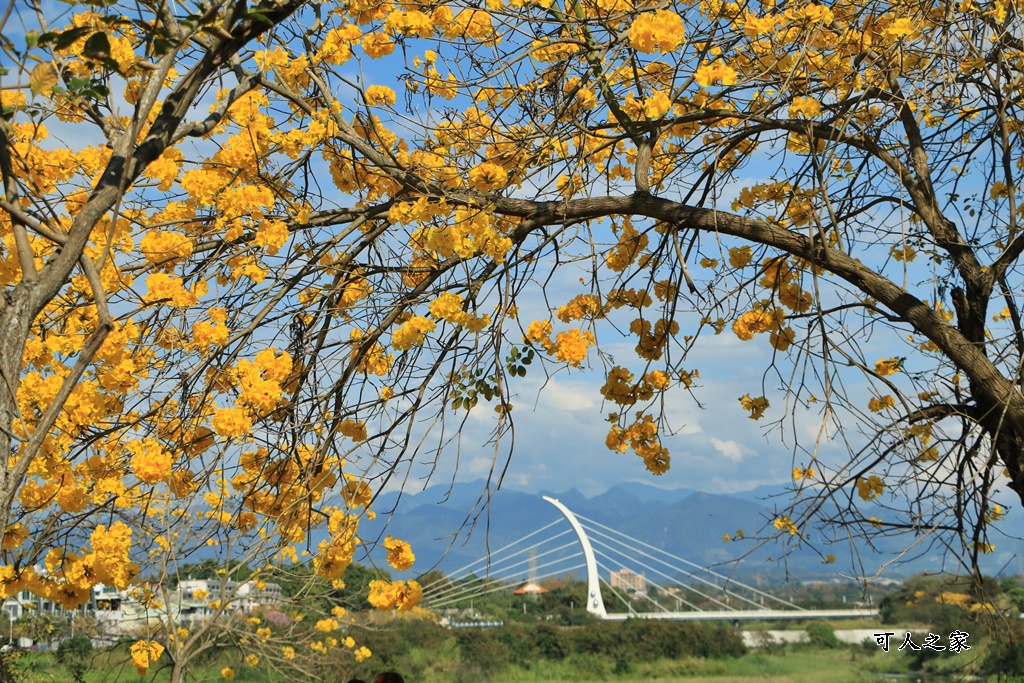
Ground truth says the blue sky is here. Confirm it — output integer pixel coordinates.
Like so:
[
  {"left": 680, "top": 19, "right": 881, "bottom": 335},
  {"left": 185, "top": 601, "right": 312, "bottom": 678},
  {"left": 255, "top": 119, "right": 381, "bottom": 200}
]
[{"left": 394, "top": 297, "right": 833, "bottom": 498}]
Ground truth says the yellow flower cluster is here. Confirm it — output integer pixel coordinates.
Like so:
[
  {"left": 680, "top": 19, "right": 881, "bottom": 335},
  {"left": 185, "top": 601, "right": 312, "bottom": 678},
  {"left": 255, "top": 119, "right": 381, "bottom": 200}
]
[
  {"left": 319, "top": 23, "right": 364, "bottom": 63},
  {"left": 392, "top": 316, "right": 436, "bottom": 351},
  {"left": 867, "top": 395, "right": 896, "bottom": 412},
  {"left": 694, "top": 61, "right": 738, "bottom": 87},
  {"left": 629, "top": 317, "right": 678, "bottom": 360},
  {"left": 773, "top": 515, "right": 798, "bottom": 535},
  {"left": 127, "top": 438, "right": 174, "bottom": 484},
  {"left": 315, "top": 532, "right": 358, "bottom": 582},
  {"left": 2, "top": 524, "right": 27, "bottom": 550},
  {"left": 605, "top": 220, "right": 648, "bottom": 272},
  {"left": 427, "top": 292, "right": 491, "bottom": 331},
  {"left": 629, "top": 10, "right": 685, "bottom": 53},
  {"left": 625, "top": 90, "right": 672, "bottom": 119},
  {"left": 367, "top": 579, "right": 422, "bottom": 611},
  {"left": 778, "top": 284, "right": 812, "bottom": 313},
  {"left": 237, "top": 348, "right": 292, "bottom": 415},
  {"left": 792, "top": 467, "right": 815, "bottom": 480},
  {"left": 983, "top": 504, "right": 1004, "bottom": 524},
  {"left": 468, "top": 162, "right": 508, "bottom": 191},
  {"left": 365, "top": 85, "right": 397, "bottom": 106},
  {"left": 413, "top": 206, "right": 513, "bottom": 262},
  {"left": 557, "top": 294, "right": 604, "bottom": 322},
  {"left": 384, "top": 535, "right": 415, "bottom": 571},
  {"left": 212, "top": 407, "right": 253, "bottom": 437},
  {"left": 856, "top": 475, "right": 885, "bottom": 501},
  {"left": 679, "top": 368, "right": 700, "bottom": 388},
  {"left": 788, "top": 96, "right": 822, "bottom": 118},
  {"left": 874, "top": 358, "right": 901, "bottom": 375},
  {"left": 890, "top": 244, "right": 916, "bottom": 262},
  {"left": 445, "top": 10, "right": 495, "bottom": 41},
  {"left": 881, "top": 16, "right": 916, "bottom": 42},
  {"left": 342, "top": 477, "right": 373, "bottom": 507},
  {"left": 732, "top": 307, "right": 784, "bottom": 341},
  {"left": 605, "top": 413, "right": 670, "bottom": 475},
  {"left": 525, "top": 320, "right": 553, "bottom": 345},
  {"left": 389, "top": 196, "right": 452, "bottom": 225},
  {"left": 315, "top": 617, "right": 339, "bottom": 632},
  {"left": 599, "top": 366, "right": 670, "bottom": 405},
  {"left": 429, "top": 292, "right": 464, "bottom": 321},
  {"left": 384, "top": 9, "right": 433, "bottom": 37},
  {"left": 131, "top": 640, "right": 165, "bottom": 677},
  {"left": 362, "top": 31, "right": 395, "bottom": 58},
  {"left": 144, "top": 273, "right": 200, "bottom": 308},
  {"left": 40, "top": 521, "right": 139, "bottom": 598},
  {"left": 140, "top": 230, "right": 192, "bottom": 267},
  {"left": 935, "top": 591, "right": 972, "bottom": 608},
  {"left": 339, "top": 419, "right": 367, "bottom": 441},
  {"left": 192, "top": 308, "right": 230, "bottom": 347},
  {"left": 739, "top": 393, "right": 769, "bottom": 420},
  {"left": 254, "top": 220, "right": 289, "bottom": 255},
  {"left": 728, "top": 246, "right": 753, "bottom": 268},
  {"left": 554, "top": 329, "right": 595, "bottom": 366}
]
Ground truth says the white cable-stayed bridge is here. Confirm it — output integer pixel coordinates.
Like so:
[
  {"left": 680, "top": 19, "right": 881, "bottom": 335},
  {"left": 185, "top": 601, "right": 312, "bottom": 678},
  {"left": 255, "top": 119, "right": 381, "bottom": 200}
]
[{"left": 421, "top": 496, "right": 877, "bottom": 621}]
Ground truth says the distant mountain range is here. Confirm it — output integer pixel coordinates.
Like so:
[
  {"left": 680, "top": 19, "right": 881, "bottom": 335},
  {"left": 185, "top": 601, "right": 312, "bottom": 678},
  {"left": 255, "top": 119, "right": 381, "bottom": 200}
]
[{"left": 354, "top": 480, "right": 1024, "bottom": 582}]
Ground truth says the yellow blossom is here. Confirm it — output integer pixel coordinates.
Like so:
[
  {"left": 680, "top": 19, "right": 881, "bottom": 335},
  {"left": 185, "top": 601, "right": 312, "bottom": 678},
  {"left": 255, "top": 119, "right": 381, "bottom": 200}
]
[
  {"left": 384, "top": 535, "right": 415, "bottom": 571},
  {"left": 467, "top": 162, "right": 508, "bottom": 191},
  {"left": 130, "top": 640, "right": 165, "bottom": 677},
  {"left": 367, "top": 579, "right": 422, "bottom": 611},
  {"left": 773, "top": 515, "right": 798, "bottom": 535},
  {"left": 789, "top": 96, "right": 822, "bottom": 118},
  {"left": 392, "top": 316, "right": 435, "bottom": 351},
  {"left": 629, "top": 11, "right": 685, "bottom": 53},
  {"left": 867, "top": 395, "right": 896, "bottom": 412},
  {"left": 856, "top": 475, "right": 885, "bottom": 501},
  {"left": 212, "top": 407, "right": 253, "bottom": 437},
  {"left": 365, "top": 85, "right": 397, "bottom": 106},
  {"left": 739, "top": 394, "right": 769, "bottom": 419},
  {"left": 694, "top": 61, "right": 738, "bottom": 87},
  {"left": 339, "top": 419, "right": 367, "bottom": 441},
  {"left": 553, "top": 328, "right": 595, "bottom": 366},
  {"left": 874, "top": 358, "right": 901, "bottom": 376},
  {"left": 728, "top": 246, "right": 752, "bottom": 268}
]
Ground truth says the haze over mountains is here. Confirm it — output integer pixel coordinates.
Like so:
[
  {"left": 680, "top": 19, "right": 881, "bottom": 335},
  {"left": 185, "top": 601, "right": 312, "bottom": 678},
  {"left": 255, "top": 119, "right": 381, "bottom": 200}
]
[{"left": 356, "top": 480, "right": 1024, "bottom": 582}]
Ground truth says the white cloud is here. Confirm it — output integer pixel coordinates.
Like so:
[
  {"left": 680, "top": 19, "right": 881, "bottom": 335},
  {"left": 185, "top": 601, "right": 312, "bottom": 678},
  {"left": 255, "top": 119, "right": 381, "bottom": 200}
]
[
  {"left": 536, "top": 379, "right": 598, "bottom": 412},
  {"left": 710, "top": 437, "right": 750, "bottom": 463}
]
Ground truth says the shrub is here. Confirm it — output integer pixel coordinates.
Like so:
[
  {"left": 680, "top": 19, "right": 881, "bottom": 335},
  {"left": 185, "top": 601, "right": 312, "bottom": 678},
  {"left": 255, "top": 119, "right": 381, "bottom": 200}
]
[
  {"left": 806, "top": 623, "right": 839, "bottom": 649},
  {"left": 56, "top": 635, "right": 92, "bottom": 664}
]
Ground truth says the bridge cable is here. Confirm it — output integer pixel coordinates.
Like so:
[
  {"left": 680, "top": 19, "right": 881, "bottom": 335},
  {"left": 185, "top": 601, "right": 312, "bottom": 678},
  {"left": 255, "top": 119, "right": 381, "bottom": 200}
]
[
  {"left": 577, "top": 514, "right": 803, "bottom": 610},
  {"left": 588, "top": 537, "right": 735, "bottom": 611},
  {"left": 423, "top": 539, "right": 581, "bottom": 606}
]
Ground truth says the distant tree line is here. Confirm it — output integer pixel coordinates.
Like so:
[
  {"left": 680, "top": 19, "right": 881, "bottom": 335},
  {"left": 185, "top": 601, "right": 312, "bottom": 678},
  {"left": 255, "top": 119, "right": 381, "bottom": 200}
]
[{"left": 347, "top": 617, "right": 745, "bottom": 682}]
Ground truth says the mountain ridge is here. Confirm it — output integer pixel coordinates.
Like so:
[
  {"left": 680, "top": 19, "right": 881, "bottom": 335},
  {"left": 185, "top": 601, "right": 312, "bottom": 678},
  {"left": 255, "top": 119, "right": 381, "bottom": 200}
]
[{"left": 355, "top": 479, "right": 1024, "bottom": 581}]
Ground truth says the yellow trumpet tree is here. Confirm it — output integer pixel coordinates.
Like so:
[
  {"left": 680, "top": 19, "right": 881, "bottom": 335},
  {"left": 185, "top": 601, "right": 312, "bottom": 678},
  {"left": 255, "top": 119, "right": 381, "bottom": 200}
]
[{"left": 1, "top": 0, "right": 1024, "bottom": 676}]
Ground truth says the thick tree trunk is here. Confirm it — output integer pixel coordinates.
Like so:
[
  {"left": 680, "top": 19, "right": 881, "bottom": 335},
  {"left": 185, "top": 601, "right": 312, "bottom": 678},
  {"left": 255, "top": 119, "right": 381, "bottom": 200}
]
[{"left": 0, "top": 289, "right": 35, "bottom": 535}]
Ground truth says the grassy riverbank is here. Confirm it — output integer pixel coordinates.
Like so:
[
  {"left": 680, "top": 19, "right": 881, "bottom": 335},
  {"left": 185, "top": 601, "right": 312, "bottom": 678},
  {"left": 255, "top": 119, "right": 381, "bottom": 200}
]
[
  {"left": 0, "top": 613, "right": 995, "bottom": 683},
  {"left": 3, "top": 647, "right": 915, "bottom": 683},
  {"left": 496, "top": 649, "right": 912, "bottom": 683}
]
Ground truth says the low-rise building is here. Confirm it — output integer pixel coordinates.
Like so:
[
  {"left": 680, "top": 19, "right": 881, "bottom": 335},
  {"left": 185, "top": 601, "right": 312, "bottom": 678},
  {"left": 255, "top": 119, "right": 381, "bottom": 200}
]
[{"left": 610, "top": 568, "right": 646, "bottom": 593}]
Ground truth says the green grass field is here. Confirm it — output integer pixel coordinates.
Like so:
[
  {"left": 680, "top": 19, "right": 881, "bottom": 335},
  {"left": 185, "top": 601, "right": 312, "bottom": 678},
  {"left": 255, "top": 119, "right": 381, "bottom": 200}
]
[
  {"left": 1, "top": 641, "right": 972, "bottom": 683},
  {"left": 496, "top": 650, "right": 913, "bottom": 683}
]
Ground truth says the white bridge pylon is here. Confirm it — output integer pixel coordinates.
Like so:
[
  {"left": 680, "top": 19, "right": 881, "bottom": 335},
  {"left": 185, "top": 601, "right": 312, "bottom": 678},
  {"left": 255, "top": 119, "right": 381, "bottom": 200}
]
[
  {"left": 543, "top": 496, "right": 607, "bottom": 617},
  {"left": 543, "top": 496, "right": 877, "bottom": 622}
]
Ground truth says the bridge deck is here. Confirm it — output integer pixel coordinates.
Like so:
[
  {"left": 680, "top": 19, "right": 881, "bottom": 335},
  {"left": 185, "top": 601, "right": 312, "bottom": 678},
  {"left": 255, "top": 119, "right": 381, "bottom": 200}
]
[{"left": 602, "top": 608, "right": 878, "bottom": 621}]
